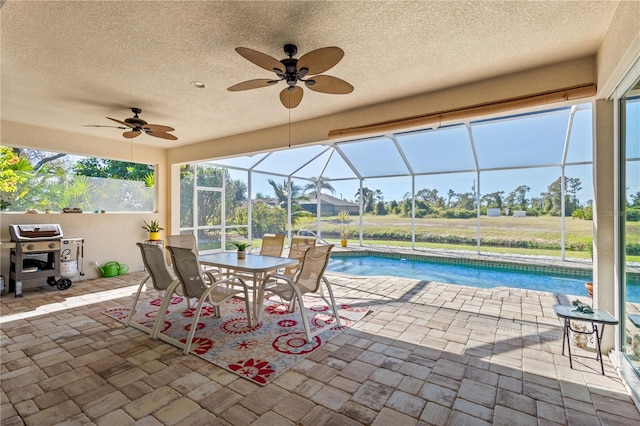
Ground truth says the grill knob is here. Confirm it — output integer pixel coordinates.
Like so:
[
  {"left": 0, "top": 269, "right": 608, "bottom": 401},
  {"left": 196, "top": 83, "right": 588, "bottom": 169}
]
[
  {"left": 27, "top": 244, "right": 34, "bottom": 250},
  {"left": 49, "top": 242, "right": 56, "bottom": 249}
]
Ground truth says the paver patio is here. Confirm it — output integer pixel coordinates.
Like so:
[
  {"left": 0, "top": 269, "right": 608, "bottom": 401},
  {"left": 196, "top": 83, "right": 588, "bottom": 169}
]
[{"left": 1, "top": 269, "right": 639, "bottom": 425}]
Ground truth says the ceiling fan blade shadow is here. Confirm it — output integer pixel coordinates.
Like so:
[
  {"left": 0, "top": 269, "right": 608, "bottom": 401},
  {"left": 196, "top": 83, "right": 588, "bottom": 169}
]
[
  {"left": 147, "top": 131, "right": 178, "bottom": 141},
  {"left": 235, "top": 47, "right": 284, "bottom": 73},
  {"left": 143, "top": 124, "right": 175, "bottom": 132},
  {"left": 298, "top": 47, "right": 344, "bottom": 75},
  {"left": 83, "top": 125, "right": 128, "bottom": 129},
  {"left": 123, "top": 131, "right": 141, "bottom": 139},
  {"left": 279, "top": 86, "right": 303, "bottom": 109},
  {"left": 107, "top": 117, "right": 135, "bottom": 128},
  {"left": 306, "top": 75, "right": 354, "bottom": 94},
  {"left": 228, "top": 79, "right": 279, "bottom": 91}
]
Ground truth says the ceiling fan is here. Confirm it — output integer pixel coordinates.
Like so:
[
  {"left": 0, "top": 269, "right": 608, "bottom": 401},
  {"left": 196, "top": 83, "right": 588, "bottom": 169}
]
[
  {"left": 84, "top": 107, "right": 177, "bottom": 140},
  {"left": 228, "top": 44, "right": 354, "bottom": 109}
]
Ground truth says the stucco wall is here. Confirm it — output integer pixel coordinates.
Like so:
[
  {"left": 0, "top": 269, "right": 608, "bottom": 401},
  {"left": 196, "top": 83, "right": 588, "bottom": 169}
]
[{"left": 0, "top": 122, "right": 168, "bottom": 290}]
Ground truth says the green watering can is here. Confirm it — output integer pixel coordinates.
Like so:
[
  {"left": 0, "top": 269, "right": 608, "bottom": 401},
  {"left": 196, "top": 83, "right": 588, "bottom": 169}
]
[{"left": 96, "top": 261, "right": 129, "bottom": 278}]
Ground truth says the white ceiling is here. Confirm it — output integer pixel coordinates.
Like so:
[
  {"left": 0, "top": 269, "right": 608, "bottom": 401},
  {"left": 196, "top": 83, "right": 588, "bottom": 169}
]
[{"left": 1, "top": 1, "right": 618, "bottom": 149}]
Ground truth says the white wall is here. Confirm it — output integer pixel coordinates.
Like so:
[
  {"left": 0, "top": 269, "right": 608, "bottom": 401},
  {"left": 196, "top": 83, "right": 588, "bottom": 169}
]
[{"left": 0, "top": 212, "right": 162, "bottom": 291}]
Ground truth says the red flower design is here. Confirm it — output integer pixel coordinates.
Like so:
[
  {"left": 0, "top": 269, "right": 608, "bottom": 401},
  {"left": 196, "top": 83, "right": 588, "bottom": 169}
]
[
  {"left": 228, "top": 359, "right": 275, "bottom": 385},
  {"left": 265, "top": 304, "right": 288, "bottom": 315},
  {"left": 183, "top": 305, "right": 215, "bottom": 318},
  {"left": 181, "top": 337, "right": 214, "bottom": 355},
  {"left": 278, "top": 319, "right": 297, "bottom": 328},
  {"left": 185, "top": 322, "right": 205, "bottom": 332}
]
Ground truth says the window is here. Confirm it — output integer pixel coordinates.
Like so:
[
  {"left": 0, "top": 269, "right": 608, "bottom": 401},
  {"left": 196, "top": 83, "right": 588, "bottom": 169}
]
[{"left": 0, "top": 147, "right": 155, "bottom": 212}]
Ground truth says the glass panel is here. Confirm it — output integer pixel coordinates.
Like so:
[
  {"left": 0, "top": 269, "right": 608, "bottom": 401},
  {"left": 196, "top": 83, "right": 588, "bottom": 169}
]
[
  {"left": 180, "top": 165, "right": 195, "bottom": 228},
  {"left": 196, "top": 164, "right": 223, "bottom": 187},
  {"left": 197, "top": 228, "right": 221, "bottom": 252},
  {"left": 483, "top": 166, "right": 556, "bottom": 250},
  {"left": 338, "top": 137, "right": 409, "bottom": 178},
  {"left": 313, "top": 179, "right": 361, "bottom": 246},
  {"left": 566, "top": 104, "right": 593, "bottom": 164},
  {"left": 414, "top": 172, "right": 478, "bottom": 250},
  {"left": 355, "top": 176, "right": 412, "bottom": 246},
  {"left": 197, "top": 190, "right": 221, "bottom": 227},
  {"left": 250, "top": 172, "right": 290, "bottom": 237},
  {"left": 398, "top": 125, "right": 476, "bottom": 174},
  {"left": 211, "top": 153, "right": 268, "bottom": 170},
  {"left": 622, "top": 80, "right": 640, "bottom": 377},
  {"left": 1, "top": 147, "right": 155, "bottom": 212},
  {"left": 253, "top": 145, "right": 329, "bottom": 175},
  {"left": 473, "top": 108, "right": 571, "bottom": 169},
  {"left": 225, "top": 168, "right": 248, "bottom": 225},
  {"left": 317, "top": 149, "right": 359, "bottom": 180}
]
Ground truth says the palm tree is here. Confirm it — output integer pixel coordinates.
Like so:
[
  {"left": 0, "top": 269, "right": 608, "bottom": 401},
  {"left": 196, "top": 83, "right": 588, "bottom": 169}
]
[
  {"left": 267, "top": 179, "right": 309, "bottom": 225},
  {"left": 303, "top": 176, "right": 336, "bottom": 196}
]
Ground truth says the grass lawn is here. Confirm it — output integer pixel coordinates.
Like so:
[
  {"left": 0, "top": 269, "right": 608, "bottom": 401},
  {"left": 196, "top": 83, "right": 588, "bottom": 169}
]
[{"left": 295, "top": 214, "right": 640, "bottom": 262}]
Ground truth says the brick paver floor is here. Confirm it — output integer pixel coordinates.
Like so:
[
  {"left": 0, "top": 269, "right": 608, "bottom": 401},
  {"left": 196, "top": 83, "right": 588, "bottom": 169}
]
[{"left": 2, "top": 270, "right": 639, "bottom": 425}]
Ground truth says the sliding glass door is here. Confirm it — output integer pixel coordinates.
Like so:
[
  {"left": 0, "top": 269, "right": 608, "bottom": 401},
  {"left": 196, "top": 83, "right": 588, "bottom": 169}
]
[{"left": 621, "top": 76, "right": 640, "bottom": 381}]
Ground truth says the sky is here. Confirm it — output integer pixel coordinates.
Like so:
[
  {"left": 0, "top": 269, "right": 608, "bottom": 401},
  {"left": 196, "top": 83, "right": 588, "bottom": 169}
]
[{"left": 220, "top": 103, "right": 601, "bottom": 206}]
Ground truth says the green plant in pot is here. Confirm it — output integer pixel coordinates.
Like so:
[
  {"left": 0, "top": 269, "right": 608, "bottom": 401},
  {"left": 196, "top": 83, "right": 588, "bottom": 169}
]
[
  {"left": 337, "top": 210, "right": 350, "bottom": 247},
  {"left": 231, "top": 241, "right": 251, "bottom": 259},
  {"left": 142, "top": 220, "right": 163, "bottom": 241}
]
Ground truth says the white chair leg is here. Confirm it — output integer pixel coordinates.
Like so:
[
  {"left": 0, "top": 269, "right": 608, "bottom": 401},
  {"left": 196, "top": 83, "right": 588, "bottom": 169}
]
[
  {"left": 126, "top": 276, "right": 150, "bottom": 327},
  {"left": 150, "top": 280, "right": 181, "bottom": 339}
]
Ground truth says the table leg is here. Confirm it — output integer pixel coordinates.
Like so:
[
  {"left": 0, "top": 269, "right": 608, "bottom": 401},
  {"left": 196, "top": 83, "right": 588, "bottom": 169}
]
[
  {"left": 565, "top": 319, "right": 574, "bottom": 369},
  {"left": 252, "top": 272, "right": 258, "bottom": 326},
  {"left": 561, "top": 318, "right": 568, "bottom": 355},
  {"left": 594, "top": 324, "right": 605, "bottom": 375}
]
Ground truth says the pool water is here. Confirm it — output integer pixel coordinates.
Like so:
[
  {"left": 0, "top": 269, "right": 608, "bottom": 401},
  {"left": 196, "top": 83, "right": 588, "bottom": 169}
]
[{"left": 328, "top": 255, "right": 640, "bottom": 302}]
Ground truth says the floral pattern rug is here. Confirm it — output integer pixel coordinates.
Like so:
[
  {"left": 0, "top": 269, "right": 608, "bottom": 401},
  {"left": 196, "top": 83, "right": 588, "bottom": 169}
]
[{"left": 103, "top": 294, "right": 369, "bottom": 385}]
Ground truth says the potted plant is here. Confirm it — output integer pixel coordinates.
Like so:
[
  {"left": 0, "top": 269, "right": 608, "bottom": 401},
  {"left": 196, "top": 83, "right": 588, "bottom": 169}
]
[
  {"left": 337, "top": 210, "right": 350, "bottom": 248},
  {"left": 142, "top": 220, "right": 163, "bottom": 241},
  {"left": 231, "top": 241, "right": 251, "bottom": 259}
]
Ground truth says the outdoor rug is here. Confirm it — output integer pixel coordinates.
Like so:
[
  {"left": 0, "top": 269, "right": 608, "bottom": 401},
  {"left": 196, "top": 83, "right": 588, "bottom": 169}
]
[{"left": 103, "top": 294, "right": 369, "bottom": 385}]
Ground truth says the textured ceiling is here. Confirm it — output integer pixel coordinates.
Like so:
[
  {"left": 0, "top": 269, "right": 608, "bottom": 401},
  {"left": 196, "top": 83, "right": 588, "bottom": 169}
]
[{"left": 1, "top": 1, "right": 618, "bottom": 149}]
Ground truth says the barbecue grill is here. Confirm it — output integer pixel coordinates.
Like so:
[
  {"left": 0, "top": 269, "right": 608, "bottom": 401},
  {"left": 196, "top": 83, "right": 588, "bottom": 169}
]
[{"left": 9, "top": 224, "right": 72, "bottom": 296}]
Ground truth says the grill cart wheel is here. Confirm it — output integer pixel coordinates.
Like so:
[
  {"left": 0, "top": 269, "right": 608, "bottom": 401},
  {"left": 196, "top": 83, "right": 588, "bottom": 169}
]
[
  {"left": 47, "top": 276, "right": 57, "bottom": 286},
  {"left": 56, "top": 279, "right": 72, "bottom": 290}
]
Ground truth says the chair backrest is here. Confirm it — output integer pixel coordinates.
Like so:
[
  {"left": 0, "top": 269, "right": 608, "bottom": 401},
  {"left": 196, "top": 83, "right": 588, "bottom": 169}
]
[
  {"left": 167, "top": 234, "right": 198, "bottom": 254},
  {"left": 295, "top": 244, "right": 334, "bottom": 294},
  {"left": 166, "top": 245, "right": 207, "bottom": 299},
  {"left": 136, "top": 243, "right": 175, "bottom": 291},
  {"left": 285, "top": 235, "right": 317, "bottom": 276},
  {"left": 260, "top": 234, "right": 285, "bottom": 257}
]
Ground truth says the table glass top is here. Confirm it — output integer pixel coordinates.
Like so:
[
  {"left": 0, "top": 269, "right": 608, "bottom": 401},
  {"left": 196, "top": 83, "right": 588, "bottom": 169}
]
[{"left": 553, "top": 304, "right": 618, "bottom": 324}]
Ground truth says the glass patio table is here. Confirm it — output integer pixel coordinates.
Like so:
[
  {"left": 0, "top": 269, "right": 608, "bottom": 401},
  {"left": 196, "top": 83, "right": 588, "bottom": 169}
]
[
  {"left": 198, "top": 252, "right": 298, "bottom": 324},
  {"left": 553, "top": 304, "right": 618, "bottom": 375}
]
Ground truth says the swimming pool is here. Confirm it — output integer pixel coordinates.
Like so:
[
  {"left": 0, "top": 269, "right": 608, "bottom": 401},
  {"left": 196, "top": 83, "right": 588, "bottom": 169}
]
[{"left": 327, "top": 254, "right": 640, "bottom": 302}]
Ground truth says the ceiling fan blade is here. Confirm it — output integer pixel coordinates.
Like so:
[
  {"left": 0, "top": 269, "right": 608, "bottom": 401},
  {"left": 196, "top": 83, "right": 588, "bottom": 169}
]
[
  {"left": 143, "top": 124, "right": 175, "bottom": 132},
  {"left": 83, "top": 125, "right": 128, "bottom": 129},
  {"left": 147, "top": 131, "right": 178, "bottom": 141},
  {"left": 107, "top": 117, "right": 135, "bottom": 128},
  {"left": 227, "top": 79, "right": 278, "bottom": 91},
  {"left": 306, "top": 75, "right": 354, "bottom": 94},
  {"left": 297, "top": 47, "right": 344, "bottom": 75},
  {"left": 280, "top": 86, "right": 303, "bottom": 109},
  {"left": 235, "top": 47, "right": 284, "bottom": 73},
  {"left": 123, "top": 130, "right": 141, "bottom": 139}
]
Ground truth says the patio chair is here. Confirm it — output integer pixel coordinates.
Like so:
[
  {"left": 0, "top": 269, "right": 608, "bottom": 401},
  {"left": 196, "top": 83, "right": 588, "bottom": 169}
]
[
  {"left": 163, "top": 245, "right": 252, "bottom": 354},
  {"left": 257, "top": 244, "right": 341, "bottom": 343},
  {"left": 128, "top": 243, "right": 183, "bottom": 337},
  {"left": 259, "top": 233, "right": 286, "bottom": 257},
  {"left": 284, "top": 235, "right": 317, "bottom": 277},
  {"left": 167, "top": 233, "right": 220, "bottom": 275}
]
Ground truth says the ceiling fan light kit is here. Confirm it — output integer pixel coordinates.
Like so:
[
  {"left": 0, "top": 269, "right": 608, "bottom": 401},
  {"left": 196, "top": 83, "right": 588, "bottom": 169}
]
[
  {"left": 85, "top": 107, "right": 178, "bottom": 141},
  {"left": 228, "top": 44, "right": 354, "bottom": 109}
]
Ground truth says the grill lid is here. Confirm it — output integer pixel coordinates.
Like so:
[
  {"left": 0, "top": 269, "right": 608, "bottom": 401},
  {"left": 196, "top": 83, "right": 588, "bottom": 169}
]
[{"left": 9, "top": 224, "right": 63, "bottom": 241}]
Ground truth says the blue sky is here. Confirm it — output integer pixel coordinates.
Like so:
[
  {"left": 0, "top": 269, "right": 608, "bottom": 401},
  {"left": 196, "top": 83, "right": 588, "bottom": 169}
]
[{"left": 222, "top": 103, "right": 599, "bottom": 205}]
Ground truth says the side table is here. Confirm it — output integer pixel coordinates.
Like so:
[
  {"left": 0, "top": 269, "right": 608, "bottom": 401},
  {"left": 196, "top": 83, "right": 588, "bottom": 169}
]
[{"left": 553, "top": 304, "right": 618, "bottom": 375}]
